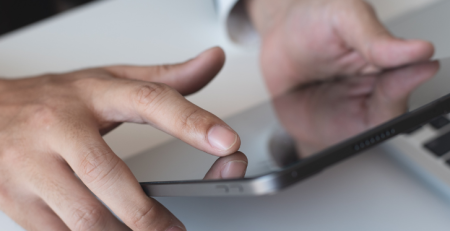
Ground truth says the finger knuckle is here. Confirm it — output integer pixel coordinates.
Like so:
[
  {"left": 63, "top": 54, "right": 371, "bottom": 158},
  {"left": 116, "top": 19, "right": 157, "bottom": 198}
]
[
  {"left": 79, "top": 145, "right": 120, "bottom": 186},
  {"left": 133, "top": 83, "right": 173, "bottom": 109},
  {"left": 26, "top": 104, "right": 59, "bottom": 128},
  {"left": 178, "top": 107, "right": 210, "bottom": 133},
  {"left": 130, "top": 201, "right": 160, "bottom": 229},
  {"left": 72, "top": 205, "right": 106, "bottom": 231}
]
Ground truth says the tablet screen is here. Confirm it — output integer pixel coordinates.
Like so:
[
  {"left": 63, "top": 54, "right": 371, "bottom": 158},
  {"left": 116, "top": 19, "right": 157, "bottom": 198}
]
[
  {"left": 128, "top": 58, "right": 448, "bottom": 182},
  {"left": 235, "top": 59, "right": 441, "bottom": 178}
]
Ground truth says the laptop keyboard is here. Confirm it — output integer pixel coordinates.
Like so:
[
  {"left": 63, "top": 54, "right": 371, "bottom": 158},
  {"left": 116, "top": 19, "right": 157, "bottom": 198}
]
[
  {"left": 429, "top": 116, "right": 450, "bottom": 129},
  {"left": 422, "top": 115, "right": 450, "bottom": 160},
  {"left": 424, "top": 131, "right": 450, "bottom": 157}
]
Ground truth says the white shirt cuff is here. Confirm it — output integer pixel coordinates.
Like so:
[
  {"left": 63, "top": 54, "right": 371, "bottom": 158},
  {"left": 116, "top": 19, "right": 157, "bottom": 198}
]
[{"left": 216, "top": 0, "right": 260, "bottom": 47}]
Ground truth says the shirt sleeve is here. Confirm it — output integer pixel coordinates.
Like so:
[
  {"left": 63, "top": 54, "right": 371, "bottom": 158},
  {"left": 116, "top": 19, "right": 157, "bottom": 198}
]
[{"left": 215, "top": 0, "right": 260, "bottom": 47}]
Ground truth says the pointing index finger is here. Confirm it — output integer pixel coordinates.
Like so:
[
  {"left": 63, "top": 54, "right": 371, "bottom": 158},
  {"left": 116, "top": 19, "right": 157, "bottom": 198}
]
[{"left": 89, "top": 78, "right": 240, "bottom": 157}]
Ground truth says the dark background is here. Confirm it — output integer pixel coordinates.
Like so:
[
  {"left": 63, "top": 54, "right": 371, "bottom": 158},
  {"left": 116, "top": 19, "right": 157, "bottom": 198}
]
[{"left": 0, "top": 0, "right": 95, "bottom": 36}]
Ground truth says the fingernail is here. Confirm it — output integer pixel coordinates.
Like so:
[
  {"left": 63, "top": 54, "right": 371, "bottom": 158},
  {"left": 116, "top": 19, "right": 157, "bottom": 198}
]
[
  {"left": 208, "top": 125, "right": 237, "bottom": 151},
  {"left": 221, "top": 160, "right": 247, "bottom": 179},
  {"left": 166, "top": 226, "right": 185, "bottom": 231}
]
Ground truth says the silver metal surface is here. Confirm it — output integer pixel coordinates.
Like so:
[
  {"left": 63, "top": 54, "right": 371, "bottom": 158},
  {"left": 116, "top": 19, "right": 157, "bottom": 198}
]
[{"left": 142, "top": 175, "right": 279, "bottom": 197}]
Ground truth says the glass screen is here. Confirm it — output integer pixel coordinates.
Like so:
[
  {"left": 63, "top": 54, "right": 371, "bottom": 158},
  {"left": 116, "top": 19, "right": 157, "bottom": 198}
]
[{"left": 127, "top": 58, "right": 450, "bottom": 182}]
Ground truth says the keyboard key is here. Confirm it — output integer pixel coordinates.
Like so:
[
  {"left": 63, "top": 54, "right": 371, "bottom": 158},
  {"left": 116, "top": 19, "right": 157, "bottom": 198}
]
[
  {"left": 403, "top": 125, "right": 423, "bottom": 134},
  {"left": 424, "top": 131, "right": 450, "bottom": 157},
  {"left": 429, "top": 116, "right": 450, "bottom": 129}
]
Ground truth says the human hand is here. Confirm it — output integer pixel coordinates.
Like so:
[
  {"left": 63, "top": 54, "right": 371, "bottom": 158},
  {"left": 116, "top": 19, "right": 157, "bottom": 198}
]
[
  {"left": 272, "top": 61, "right": 439, "bottom": 157},
  {"left": 245, "top": 0, "right": 435, "bottom": 95},
  {"left": 0, "top": 47, "right": 244, "bottom": 231}
]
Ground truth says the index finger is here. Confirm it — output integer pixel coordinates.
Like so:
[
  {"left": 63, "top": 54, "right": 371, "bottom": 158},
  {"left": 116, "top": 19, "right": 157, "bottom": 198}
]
[{"left": 85, "top": 78, "right": 240, "bottom": 157}]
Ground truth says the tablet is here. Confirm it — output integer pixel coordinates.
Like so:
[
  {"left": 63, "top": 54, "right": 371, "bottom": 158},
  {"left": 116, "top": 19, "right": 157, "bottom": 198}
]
[{"left": 138, "top": 58, "right": 449, "bottom": 197}]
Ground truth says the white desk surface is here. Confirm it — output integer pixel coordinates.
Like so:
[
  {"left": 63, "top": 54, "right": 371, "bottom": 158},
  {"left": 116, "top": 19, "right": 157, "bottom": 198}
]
[{"left": 1, "top": 0, "right": 450, "bottom": 230}]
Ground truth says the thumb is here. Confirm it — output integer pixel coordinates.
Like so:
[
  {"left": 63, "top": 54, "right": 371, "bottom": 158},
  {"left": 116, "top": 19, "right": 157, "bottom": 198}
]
[
  {"left": 105, "top": 46, "right": 226, "bottom": 95},
  {"left": 335, "top": 1, "right": 434, "bottom": 69}
]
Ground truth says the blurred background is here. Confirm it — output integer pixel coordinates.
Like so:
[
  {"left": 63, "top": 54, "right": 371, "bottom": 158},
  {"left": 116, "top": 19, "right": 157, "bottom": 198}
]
[
  {"left": 0, "top": 0, "right": 444, "bottom": 160},
  {"left": 366, "top": 0, "right": 440, "bottom": 20},
  {"left": 0, "top": 0, "right": 442, "bottom": 37}
]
